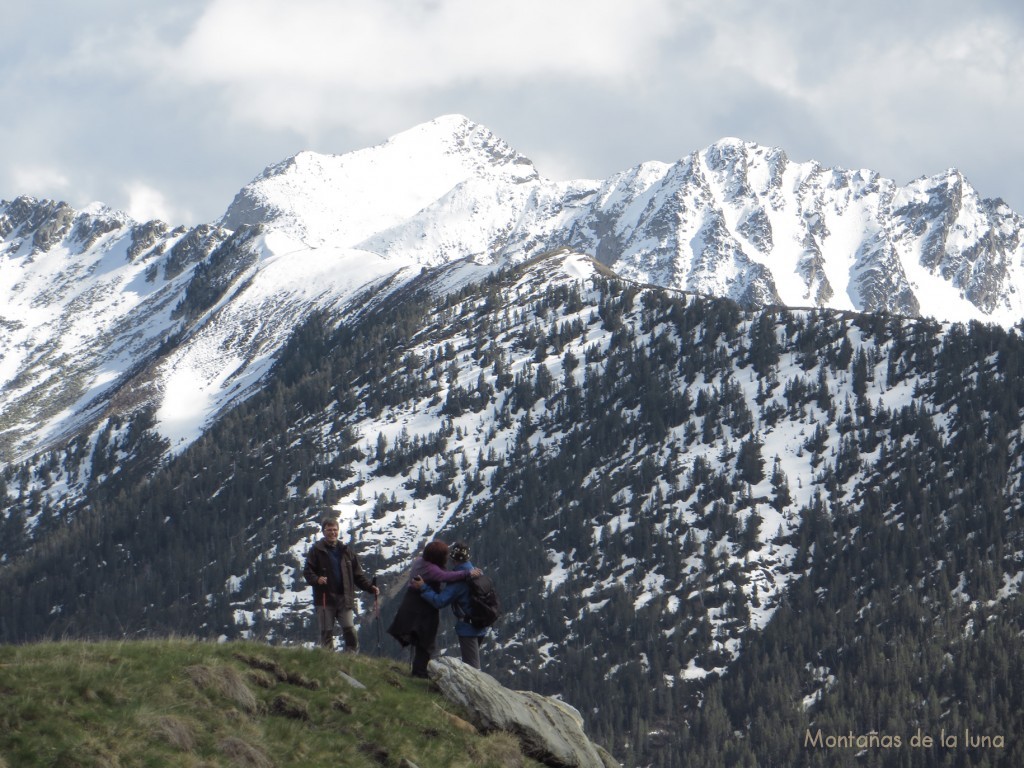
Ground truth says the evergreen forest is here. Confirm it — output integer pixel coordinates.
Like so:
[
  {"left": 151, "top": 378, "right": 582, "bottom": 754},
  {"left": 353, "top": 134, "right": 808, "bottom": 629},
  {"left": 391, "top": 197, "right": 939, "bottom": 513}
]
[{"left": 2, "top": 252, "right": 1023, "bottom": 766}]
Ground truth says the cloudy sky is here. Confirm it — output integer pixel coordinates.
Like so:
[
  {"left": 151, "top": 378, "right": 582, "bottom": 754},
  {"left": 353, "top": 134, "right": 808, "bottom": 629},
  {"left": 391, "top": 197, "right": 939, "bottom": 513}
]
[{"left": 3, "top": 0, "right": 1022, "bottom": 225}]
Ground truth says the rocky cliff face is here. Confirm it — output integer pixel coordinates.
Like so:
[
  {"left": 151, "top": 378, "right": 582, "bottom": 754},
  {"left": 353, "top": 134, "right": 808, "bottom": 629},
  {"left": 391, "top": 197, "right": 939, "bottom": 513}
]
[{"left": 555, "top": 140, "right": 1024, "bottom": 323}]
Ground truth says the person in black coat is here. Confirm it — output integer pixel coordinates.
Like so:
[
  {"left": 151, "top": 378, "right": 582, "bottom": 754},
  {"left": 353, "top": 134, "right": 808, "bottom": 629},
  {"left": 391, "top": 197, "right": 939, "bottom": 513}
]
[
  {"left": 303, "top": 516, "right": 378, "bottom": 651},
  {"left": 386, "top": 539, "right": 480, "bottom": 677}
]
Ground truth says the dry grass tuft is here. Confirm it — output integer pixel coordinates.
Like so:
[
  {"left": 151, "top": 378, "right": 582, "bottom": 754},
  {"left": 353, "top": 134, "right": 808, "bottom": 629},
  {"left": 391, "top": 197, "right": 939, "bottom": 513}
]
[
  {"left": 185, "top": 664, "right": 259, "bottom": 714},
  {"left": 217, "top": 736, "right": 273, "bottom": 768},
  {"left": 233, "top": 653, "right": 287, "bottom": 680},
  {"left": 282, "top": 670, "right": 319, "bottom": 690},
  {"left": 247, "top": 669, "right": 277, "bottom": 689},
  {"left": 150, "top": 714, "right": 197, "bottom": 752},
  {"left": 270, "top": 692, "right": 310, "bottom": 720},
  {"left": 331, "top": 695, "right": 353, "bottom": 714},
  {"left": 434, "top": 701, "right": 478, "bottom": 734},
  {"left": 472, "top": 731, "right": 534, "bottom": 767},
  {"left": 358, "top": 741, "right": 391, "bottom": 765},
  {"left": 233, "top": 652, "right": 319, "bottom": 689}
]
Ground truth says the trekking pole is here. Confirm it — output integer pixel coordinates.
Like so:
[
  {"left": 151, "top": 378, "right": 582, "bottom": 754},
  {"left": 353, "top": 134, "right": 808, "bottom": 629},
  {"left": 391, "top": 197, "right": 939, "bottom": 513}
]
[
  {"left": 321, "top": 587, "right": 328, "bottom": 648},
  {"left": 372, "top": 576, "right": 383, "bottom": 654}
]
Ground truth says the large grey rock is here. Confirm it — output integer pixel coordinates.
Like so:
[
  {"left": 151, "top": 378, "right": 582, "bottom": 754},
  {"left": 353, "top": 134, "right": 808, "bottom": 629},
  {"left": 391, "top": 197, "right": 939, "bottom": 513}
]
[{"left": 428, "top": 657, "right": 619, "bottom": 768}]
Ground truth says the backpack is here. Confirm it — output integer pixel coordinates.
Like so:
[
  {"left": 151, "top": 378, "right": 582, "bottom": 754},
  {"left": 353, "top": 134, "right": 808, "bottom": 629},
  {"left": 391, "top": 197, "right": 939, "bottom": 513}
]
[{"left": 462, "top": 573, "right": 501, "bottom": 629}]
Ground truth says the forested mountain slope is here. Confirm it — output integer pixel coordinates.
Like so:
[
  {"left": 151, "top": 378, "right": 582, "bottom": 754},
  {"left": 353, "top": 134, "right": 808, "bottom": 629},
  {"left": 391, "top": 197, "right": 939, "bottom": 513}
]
[{"left": 2, "top": 251, "right": 1024, "bottom": 766}]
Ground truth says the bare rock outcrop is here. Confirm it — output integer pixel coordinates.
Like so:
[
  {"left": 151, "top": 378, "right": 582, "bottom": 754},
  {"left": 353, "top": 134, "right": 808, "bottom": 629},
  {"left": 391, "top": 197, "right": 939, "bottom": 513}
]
[{"left": 428, "top": 657, "right": 619, "bottom": 768}]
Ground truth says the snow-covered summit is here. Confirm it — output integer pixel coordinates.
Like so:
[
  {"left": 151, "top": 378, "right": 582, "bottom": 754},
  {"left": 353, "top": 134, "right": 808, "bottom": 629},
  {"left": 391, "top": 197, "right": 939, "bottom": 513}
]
[
  {"left": 220, "top": 114, "right": 538, "bottom": 248},
  {"left": 556, "top": 136, "right": 1024, "bottom": 324},
  {"left": 217, "top": 115, "right": 1024, "bottom": 324}
]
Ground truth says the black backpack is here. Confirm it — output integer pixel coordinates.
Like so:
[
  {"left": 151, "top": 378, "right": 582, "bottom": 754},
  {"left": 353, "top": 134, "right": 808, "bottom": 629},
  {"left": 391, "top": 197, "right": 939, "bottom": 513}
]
[{"left": 462, "top": 573, "right": 501, "bottom": 629}]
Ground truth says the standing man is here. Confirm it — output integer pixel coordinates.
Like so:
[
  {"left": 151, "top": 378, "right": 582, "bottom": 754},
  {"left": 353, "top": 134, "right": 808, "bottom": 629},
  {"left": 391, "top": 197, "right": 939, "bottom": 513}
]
[
  {"left": 412, "top": 541, "right": 489, "bottom": 669},
  {"left": 303, "top": 516, "right": 379, "bottom": 652}
]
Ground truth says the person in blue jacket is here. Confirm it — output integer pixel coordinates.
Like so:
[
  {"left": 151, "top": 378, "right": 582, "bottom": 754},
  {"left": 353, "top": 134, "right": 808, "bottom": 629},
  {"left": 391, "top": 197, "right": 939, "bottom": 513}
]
[{"left": 411, "top": 540, "right": 487, "bottom": 669}]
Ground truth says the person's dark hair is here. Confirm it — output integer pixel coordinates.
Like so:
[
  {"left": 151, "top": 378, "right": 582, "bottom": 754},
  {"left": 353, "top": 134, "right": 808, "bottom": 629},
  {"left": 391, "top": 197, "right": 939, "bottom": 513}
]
[
  {"left": 422, "top": 540, "right": 449, "bottom": 566},
  {"left": 450, "top": 541, "right": 471, "bottom": 562},
  {"left": 321, "top": 516, "right": 339, "bottom": 530}
]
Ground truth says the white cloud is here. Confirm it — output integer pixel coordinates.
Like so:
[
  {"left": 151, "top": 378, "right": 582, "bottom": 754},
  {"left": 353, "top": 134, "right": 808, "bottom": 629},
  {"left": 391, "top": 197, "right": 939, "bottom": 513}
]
[
  {"left": 125, "top": 181, "right": 189, "bottom": 224},
  {"left": 686, "top": 6, "right": 1024, "bottom": 111},
  {"left": 10, "top": 166, "right": 71, "bottom": 199},
  {"left": 154, "top": 0, "right": 694, "bottom": 137},
  {"left": 171, "top": 0, "right": 686, "bottom": 90}
]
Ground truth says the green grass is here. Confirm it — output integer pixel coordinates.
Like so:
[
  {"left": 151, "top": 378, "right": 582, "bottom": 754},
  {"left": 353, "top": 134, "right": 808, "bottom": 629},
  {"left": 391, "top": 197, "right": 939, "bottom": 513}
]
[{"left": 0, "top": 638, "right": 542, "bottom": 768}]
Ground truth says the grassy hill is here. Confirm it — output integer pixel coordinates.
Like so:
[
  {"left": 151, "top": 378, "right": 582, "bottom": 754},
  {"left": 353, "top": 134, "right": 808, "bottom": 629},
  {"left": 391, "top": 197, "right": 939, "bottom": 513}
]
[{"left": 0, "top": 638, "right": 547, "bottom": 768}]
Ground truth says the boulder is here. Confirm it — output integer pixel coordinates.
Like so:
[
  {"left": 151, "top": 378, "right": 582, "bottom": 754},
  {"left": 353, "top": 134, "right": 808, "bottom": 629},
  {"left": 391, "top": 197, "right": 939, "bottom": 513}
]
[{"left": 428, "top": 657, "right": 619, "bottom": 768}]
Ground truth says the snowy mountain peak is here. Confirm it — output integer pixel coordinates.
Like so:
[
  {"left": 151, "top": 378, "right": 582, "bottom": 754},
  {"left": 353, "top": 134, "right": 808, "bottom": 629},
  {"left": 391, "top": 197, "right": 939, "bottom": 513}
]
[
  {"left": 390, "top": 113, "right": 537, "bottom": 174},
  {"left": 700, "top": 136, "right": 757, "bottom": 164},
  {"left": 4, "top": 116, "right": 1024, "bottom": 466},
  {"left": 219, "top": 114, "right": 538, "bottom": 248},
  {"left": 214, "top": 116, "right": 1024, "bottom": 323}
]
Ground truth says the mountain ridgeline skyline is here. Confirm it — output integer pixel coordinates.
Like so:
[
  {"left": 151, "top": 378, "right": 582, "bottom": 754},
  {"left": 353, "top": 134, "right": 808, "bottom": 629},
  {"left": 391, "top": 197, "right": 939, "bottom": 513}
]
[
  {"left": 1, "top": 117, "right": 1024, "bottom": 765},
  {"left": 0, "top": 115, "right": 1022, "bottom": 467}
]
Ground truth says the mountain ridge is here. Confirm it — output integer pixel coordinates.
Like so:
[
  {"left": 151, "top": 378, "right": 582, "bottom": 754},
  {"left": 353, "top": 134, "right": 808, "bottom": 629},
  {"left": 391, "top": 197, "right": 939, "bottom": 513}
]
[{"left": 1, "top": 114, "right": 1020, "bottom": 465}]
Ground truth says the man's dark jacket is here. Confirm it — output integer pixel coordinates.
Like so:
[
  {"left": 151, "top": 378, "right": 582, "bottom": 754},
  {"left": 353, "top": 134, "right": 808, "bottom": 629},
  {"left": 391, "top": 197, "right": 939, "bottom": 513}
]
[{"left": 303, "top": 539, "right": 374, "bottom": 609}]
